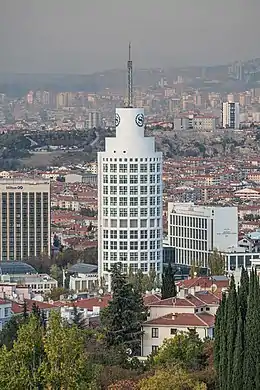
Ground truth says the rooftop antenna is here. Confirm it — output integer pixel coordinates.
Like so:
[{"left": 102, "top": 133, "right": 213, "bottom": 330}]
[{"left": 127, "top": 42, "right": 133, "bottom": 107}]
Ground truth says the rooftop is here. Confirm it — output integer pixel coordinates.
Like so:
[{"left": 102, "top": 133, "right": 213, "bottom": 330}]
[{"left": 0, "top": 262, "right": 37, "bottom": 276}]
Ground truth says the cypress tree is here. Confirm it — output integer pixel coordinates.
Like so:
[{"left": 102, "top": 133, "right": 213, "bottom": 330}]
[
  {"left": 218, "top": 293, "right": 228, "bottom": 390},
  {"left": 226, "top": 275, "right": 238, "bottom": 389},
  {"left": 232, "top": 312, "right": 244, "bottom": 390},
  {"left": 214, "top": 293, "right": 226, "bottom": 373},
  {"left": 243, "top": 269, "right": 260, "bottom": 389},
  {"left": 161, "top": 263, "right": 177, "bottom": 300},
  {"left": 239, "top": 266, "right": 249, "bottom": 321}
]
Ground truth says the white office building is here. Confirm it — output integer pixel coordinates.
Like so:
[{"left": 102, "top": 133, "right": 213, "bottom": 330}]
[
  {"left": 222, "top": 102, "right": 240, "bottom": 129},
  {"left": 168, "top": 203, "right": 238, "bottom": 268},
  {"left": 98, "top": 107, "right": 163, "bottom": 289}
]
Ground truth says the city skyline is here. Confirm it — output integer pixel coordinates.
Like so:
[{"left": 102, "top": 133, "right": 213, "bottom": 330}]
[{"left": 1, "top": 0, "right": 260, "bottom": 74}]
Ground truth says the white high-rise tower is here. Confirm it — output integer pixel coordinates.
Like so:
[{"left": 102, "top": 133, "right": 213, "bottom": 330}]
[{"left": 98, "top": 45, "right": 163, "bottom": 290}]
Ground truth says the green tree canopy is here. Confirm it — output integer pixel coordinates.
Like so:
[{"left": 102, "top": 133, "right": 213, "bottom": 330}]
[{"left": 208, "top": 249, "right": 225, "bottom": 276}]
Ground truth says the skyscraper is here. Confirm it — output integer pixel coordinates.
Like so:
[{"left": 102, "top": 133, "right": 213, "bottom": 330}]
[
  {"left": 98, "top": 46, "right": 163, "bottom": 290},
  {"left": 0, "top": 179, "right": 51, "bottom": 261},
  {"left": 222, "top": 101, "right": 240, "bottom": 129}
]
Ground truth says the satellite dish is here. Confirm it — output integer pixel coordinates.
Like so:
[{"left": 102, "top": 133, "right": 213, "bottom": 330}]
[
  {"left": 99, "top": 288, "right": 104, "bottom": 296},
  {"left": 211, "top": 284, "right": 218, "bottom": 293}
]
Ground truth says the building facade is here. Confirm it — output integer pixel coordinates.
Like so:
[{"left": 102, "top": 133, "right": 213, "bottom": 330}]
[
  {"left": 88, "top": 111, "right": 101, "bottom": 129},
  {"left": 0, "top": 179, "right": 51, "bottom": 261},
  {"left": 222, "top": 101, "right": 240, "bottom": 129},
  {"left": 168, "top": 203, "right": 238, "bottom": 267},
  {"left": 98, "top": 107, "right": 163, "bottom": 290}
]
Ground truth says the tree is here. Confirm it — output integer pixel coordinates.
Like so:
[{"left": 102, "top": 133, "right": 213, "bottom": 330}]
[
  {"left": 208, "top": 249, "right": 225, "bottom": 275},
  {"left": 139, "top": 366, "right": 207, "bottom": 390},
  {"left": 226, "top": 275, "right": 238, "bottom": 389},
  {"left": 41, "top": 311, "right": 92, "bottom": 389},
  {"left": 243, "top": 269, "right": 260, "bottom": 389},
  {"left": 101, "top": 264, "right": 147, "bottom": 356},
  {"left": 153, "top": 332, "right": 205, "bottom": 371},
  {"left": 50, "top": 264, "right": 63, "bottom": 286},
  {"left": 232, "top": 313, "right": 244, "bottom": 390},
  {"left": 161, "top": 263, "right": 176, "bottom": 299},
  {"left": 72, "top": 304, "right": 87, "bottom": 329},
  {"left": 53, "top": 234, "right": 60, "bottom": 248},
  {"left": 214, "top": 293, "right": 226, "bottom": 373},
  {"left": 0, "top": 315, "right": 24, "bottom": 350},
  {"left": 0, "top": 315, "right": 45, "bottom": 389}
]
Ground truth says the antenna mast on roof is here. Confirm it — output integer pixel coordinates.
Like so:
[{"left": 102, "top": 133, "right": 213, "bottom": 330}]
[{"left": 127, "top": 42, "right": 133, "bottom": 107}]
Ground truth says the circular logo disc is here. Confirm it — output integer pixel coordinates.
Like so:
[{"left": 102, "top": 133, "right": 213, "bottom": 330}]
[
  {"left": 115, "top": 113, "right": 120, "bottom": 127},
  {"left": 135, "top": 113, "right": 144, "bottom": 127}
]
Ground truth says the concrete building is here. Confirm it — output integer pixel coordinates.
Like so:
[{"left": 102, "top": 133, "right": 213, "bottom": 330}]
[
  {"left": 68, "top": 263, "right": 98, "bottom": 293},
  {"left": 168, "top": 203, "right": 238, "bottom": 268},
  {"left": 0, "top": 299, "right": 12, "bottom": 331},
  {"left": 222, "top": 101, "right": 240, "bottom": 129},
  {"left": 98, "top": 107, "right": 163, "bottom": 290},
  {"left": 0, "top": 179, "right": 51, "bottom": 261}
]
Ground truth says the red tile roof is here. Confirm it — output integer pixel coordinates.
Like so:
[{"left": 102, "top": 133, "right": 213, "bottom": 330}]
[
  {"left": 143, "top": 294, "right": 161, "bottom": 306},
  {"left": 144, "top": 312, "right": 215, "bottom": 328},
  {"left": 176, "top": 277, "right": 229, "bottom": 290},
  {"left": 149, "top": 296, "right": 205, "bottom": 308},
  {"left": 75, "top": 295, "right": 111, "bottom": 310},
  {"left": 11, "top": 299, "right": 57, "bottom": 314}
]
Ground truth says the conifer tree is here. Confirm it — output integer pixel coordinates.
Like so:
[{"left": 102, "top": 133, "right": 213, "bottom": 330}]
[
  {"left": 243, "top": 269, "right": 260, "bottom": 389},
  {"left": 218, "top": 292, "right": 228, "bottom": 390},
  {"left": 226, "top": 275, "right": 238, "bottom": 389},
  {"left": 214, "top": 293, "right": 226, "bottom": 373},
  {"left": 232, "top": 312, "right": 244, "bottom": 390},
  {"left": 161, "top": 263, "right": 177, "bottom": 300},
  {"left": 101, "top": 264, "right": 147, "bottom": 355},
  {"left": 238, "top": 266, "right": 249, "bottom": 321}
]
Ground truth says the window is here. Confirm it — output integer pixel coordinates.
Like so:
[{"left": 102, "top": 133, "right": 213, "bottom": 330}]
[
  {"left": 130, "top": 186, "right": 138, "bottom": 195},
  {"left": 141, "top": 241, "right": 147, "bottom": 250},
  {"left": 119, "top": 197, "right": 128, "bottom": 206},
  {"left": 141, "top": 252, "right": 148, "bottom": 261},
  {"left": 103, "top": 175, "right": 108, "bottom": 184},
  {"left": 157, "top": 175, "right": 161, "bottom": 183},
  {"left": 119, "top": 208, "right": 128, "bottom": 217},
  {"left": 110, "top": 208, "right": 117, "bottom": 217},
  {"left": 140, "top": 209, "right": 147, "bottom": 217},
  {"left": 120, "top": 231, "right": 128, "bottom": 239},
  {"left": 152, "top": 345, "right": 159, "bottom": 354},
  {"left": 150, "top": 175, "right": 156, "bottom": 183},
  {"left": 140, "top": 163, "right": 147, "bottom": 172},
  {"left": 130, "top": 164, "right": 138, "bottom": 173},
  {"left": 140, "top": 220, "right": 147, "bottom": 228},
  {"left": 130, "top": 208, "right": 138, "bottom": 217},
  {"left": 103, "top": 186, "right": 108, "bottom": 194},
  {"left": 150, "top": 230, "right": 155, "bottom": 239},
  {"left": 103, "top": 197, "right": 108, "bottom": 206},
  {"left": 141, "top": 263, "right": 148, "bottom": 272},
  {"left": 103, "top": 230, "right": 108, "bottom": 239},
  {"left": 152, "top": 328, "right": 159, "bottom": 338},
  {"left": 103, "top": 252, "right": 108, "bottom": 261},
  {"left": 130, "top": 220, "right": 138, "bottom": 228},
  {"left": 103, "top": 208, "right": 108, "bottom": 217},
  {"left": 150, "top": 163, "right": 156, "bottom": 172},
  {"left": 130, "top": 252, "right": 138, "bottom": 261},
  {"left": 140, "top": 175, "right": 147, "bottom": 184},
  {"left": 150, "top": 197, "right": 156, "bottom": 206},
  {"left": 130, "top": 175, "right": 138, "bottom": 184},
  {"left": 130, "top": 230, "right": 138, "bottom": 239},
  {"left": 150, "top": 186, "right": 155, "bottom": 194},
  {"left": 119, "top": 186, "right": 127, "bottom": 195},
  {"left": 130, "top": 241, "right": 138, "bottom": 250},
  {"left": 119, "top": 164, "right": 127, "bottom": 173},
  {"left": 150, "top": 208, "right": 155, "bottom": 217},
  {"left": 157, "top": 163, "right": 161, "bottom": 172},
  {"left": 110, "top": 219, "right": 117, "bottom": 228},
  {"left": 119, "top": 175, "right": 127, "bottom": 184},
  {"left": 103, "top": 241, "right": 108, "bottom": 250},
  {"left": 110, "top": 253, "right": 117, "bottom": 261},
  {"left": 103, "top": 163, "right": 108, "bottom": 172},
  {"left": 110, "top": 175, "right": 117, "bottom": 184},
  {"left": 140, "top": 197, "right": 147, "bottom": 206},
  {"left": 120, "top": 241, "right": 128, "bottom": 250},
  {"left": 110, "top": 241, "right": 117, "bottom": 250},
  {"left": 170, "top": 328, "right": 177, "bottom": 335},
  {"left": 110, "top": 197, "right": 117, "bottom": 206},
  {"left": 110, "top": 164, "right": 117, "bottom": 172},
  {"left": 119, "top": 252, "right": 128, "bottom": 262},
  {"left": 103, "top": 263, "right": 109, "bottom": 271},
  {"left": 120, "top": 220, "right": 128, "bottom": 228},
  {"left": 110, "top": 186, "right": 117, "bottom": 195},
  {"left": 130, "top": 197, "right": 138, "bottom": 206},
  {"left": 140, "top": 186, "right": 147, "bottom": 195},
  {"left": 110, "top": 230, "right": 117, "bottom": 239},
  {"left": 150, "top": 241, "right": 156, "bottom": 250},
  {"left": 140, "top": 230, "right": 147, "bottom": 239}
]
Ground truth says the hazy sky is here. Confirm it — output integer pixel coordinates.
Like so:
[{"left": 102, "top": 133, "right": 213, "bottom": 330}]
[{"left": 0, "top": 0, "right": 259, "bottom": 74}]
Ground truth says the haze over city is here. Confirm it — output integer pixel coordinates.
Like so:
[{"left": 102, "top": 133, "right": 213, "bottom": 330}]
[{"left": 1, "top": 0, "right": 260, "bottom": 74}]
